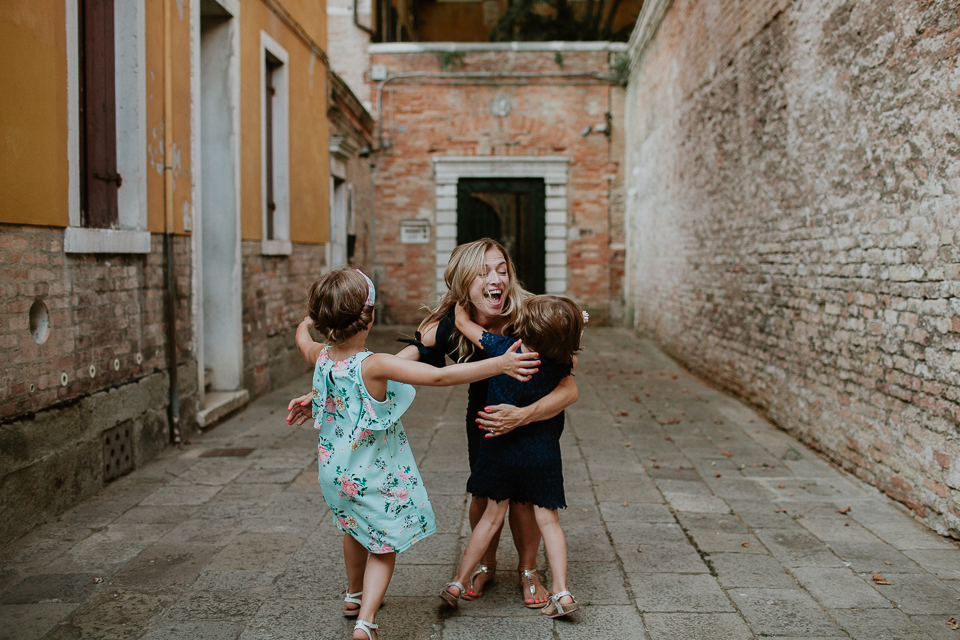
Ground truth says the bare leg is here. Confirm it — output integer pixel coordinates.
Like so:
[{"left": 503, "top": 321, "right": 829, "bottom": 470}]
[
  {"left": 343, "top": 533, "right": 368, "bottom": 615},
  {"left": 511, "top": 501, "right": 549, "bottom": 606},
  {"left": 446, "top": 499, "right": 510, "bottom": 598},
  {"left": 466, "top": 495, "right": 502, "bottom": 597},
  {"left": 353, "top": 552, "right": 396, "bottom": 640},
  {"left": 534, "top": 507, "right": 574, "bottom": 607},
  {"left": 470, "top": 495, "right": 503, "bottom": 566}
]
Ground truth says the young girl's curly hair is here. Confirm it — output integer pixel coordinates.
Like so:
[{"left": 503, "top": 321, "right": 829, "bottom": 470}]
[
  {"left": 306, "top": 268, "right": 374, "bottom": 343},
  {"left": 504, "top": 295, "right": 583, "bottom": 364}
]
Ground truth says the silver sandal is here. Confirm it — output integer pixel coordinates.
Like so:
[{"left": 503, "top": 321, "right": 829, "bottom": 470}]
[
  {"left": 541, "top": 589, "right": 581, "bottom": 618},
  {"left": 519, "top": 568, "right": 549, "bottom": 609},
  {"left": 462, "top": 563, "right": 495, "bottom": 600},
  {"left": 438, "top": 580, "right": 464, "bottom": 608}
]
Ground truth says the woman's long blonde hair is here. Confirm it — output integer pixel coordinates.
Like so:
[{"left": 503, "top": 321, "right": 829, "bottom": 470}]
[{"left": 419, "top": 238, "right": 529, "bottom": 362}]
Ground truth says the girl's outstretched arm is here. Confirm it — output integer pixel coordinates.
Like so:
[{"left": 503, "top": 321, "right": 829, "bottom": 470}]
[
  {"left": 295, "top": 318, "right": 325, "bottom": 365},
  {"left": 453, "top": 303, "right": 485, "bottom": 349},
  {"left": 288, "top": 322, "right": 442, "bottom": 424},
  {"left": 362, "top": 341, "right": 538, "bottom": 400}
]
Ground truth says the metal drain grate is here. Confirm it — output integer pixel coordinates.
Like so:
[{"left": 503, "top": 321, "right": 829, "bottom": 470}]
[
  {"left": 199, "top": 447, "right": 255, "bottom": 458},
  {"left": 103, "top": 421, "right": 134, "bottom": 482}
]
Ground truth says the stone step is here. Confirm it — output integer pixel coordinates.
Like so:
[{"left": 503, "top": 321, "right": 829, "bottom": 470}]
[{"left": 197, "top": 389, "right": 249, "bottom": 428}]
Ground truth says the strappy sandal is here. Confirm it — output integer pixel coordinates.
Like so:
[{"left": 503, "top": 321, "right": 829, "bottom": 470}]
[
  {"left": 519, "top": 568, "right": 549, "bottom": 609},
  {"left": 461, "top": 563, "right": 496, "bottom": 600},
  {"left": 342, "top": 589, "right": 362, "bottom": 617},
  {"left": 541, "top": 590, "right": 581, "bottom": 618},
  {"left": 353, "top": 619, "right": 378, "bottom": 640},
  {"left": 438, "top": 581, "right": 464, "bottom": 608}
]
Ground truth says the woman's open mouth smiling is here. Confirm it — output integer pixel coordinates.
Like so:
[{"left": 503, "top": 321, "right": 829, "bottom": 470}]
[{"left": 483, "top": 288, "right": 503, "bottom": 307}]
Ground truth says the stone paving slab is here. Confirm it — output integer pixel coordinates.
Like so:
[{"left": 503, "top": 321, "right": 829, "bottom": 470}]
[{"left": 2, "top": 328, "right": 960, "bottom": 639}]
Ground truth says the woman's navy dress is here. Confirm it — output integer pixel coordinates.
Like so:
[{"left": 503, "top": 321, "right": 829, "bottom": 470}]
[
  {"left": 409, "top": 314, "right": 570, "bottom": 510},
  {"left": 424, "top": 313, "right": 490, "bottom": 472}
]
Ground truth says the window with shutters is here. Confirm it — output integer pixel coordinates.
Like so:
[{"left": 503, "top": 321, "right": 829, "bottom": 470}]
[
  {"left": 65, "top": 0, "right": 150, "bottom": 254},
  {"left": 259, "top": 32, "right": 291, "bottom": 256},
  {"left": 79, "top": 0, "right": 120, "bottom": 229}
]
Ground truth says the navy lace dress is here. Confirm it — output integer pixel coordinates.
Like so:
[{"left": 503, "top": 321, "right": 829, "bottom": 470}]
[
  {"left": 465, "top": 332, "right": 572, "bottom": 510},
  {"left": 428, "top": 313, "right": 490, "bottom": 472}
]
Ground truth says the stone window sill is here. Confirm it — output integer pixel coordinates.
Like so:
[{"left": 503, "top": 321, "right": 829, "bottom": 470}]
[
  {"left": 261, "top": 239, "right": 292, "bottom": 256},
  {"left": 64, "top": 227, "right": 151, "bottom": 254}
]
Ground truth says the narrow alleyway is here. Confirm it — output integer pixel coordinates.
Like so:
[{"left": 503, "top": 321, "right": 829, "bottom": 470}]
[{"left": 2, "top": 328, "right": 959, "bottom": 640}]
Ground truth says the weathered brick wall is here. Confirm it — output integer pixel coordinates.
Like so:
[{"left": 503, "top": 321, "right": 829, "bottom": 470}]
[
  {"left": 0, "top": 225, "right": 196, "bottom": 544},
  {"left": 369, "top": 46, "right": 625, "bottom": 325},
  {"left": 240, "top": 242, "right": 327, "bottom": 396},
  {"left": 624, "top": 0, "right": 960, "bottom": 535}
]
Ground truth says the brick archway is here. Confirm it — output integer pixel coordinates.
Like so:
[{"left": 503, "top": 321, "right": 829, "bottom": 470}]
[{"left": 432, "top": 156, "right": 571, "bottom": 295}]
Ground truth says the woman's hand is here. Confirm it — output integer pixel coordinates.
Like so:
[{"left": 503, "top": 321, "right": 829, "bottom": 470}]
[
  {"left": 286, "top": 393, "right": 312, "bottom": 425},
  {"left": 496, "top": 340, "right": 540, "bottom": 381},
  {"left": 479, "top": 374, "right": 578, "bottom": 436},
  {"left": 477, "top": 404, "right": 532, "bottom": 437}
]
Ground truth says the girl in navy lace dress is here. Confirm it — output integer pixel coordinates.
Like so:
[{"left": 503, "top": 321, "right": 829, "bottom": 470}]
[{"left": 438, "top": 295, "right": 585, "bottom": 619}]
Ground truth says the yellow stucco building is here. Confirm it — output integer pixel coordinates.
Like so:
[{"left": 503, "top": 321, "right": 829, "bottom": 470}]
[{"left": 0, "top": 0, "right": 337, "bottom": 544}]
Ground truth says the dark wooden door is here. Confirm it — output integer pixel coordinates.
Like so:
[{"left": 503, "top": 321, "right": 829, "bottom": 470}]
[{"left": 457, "top": 178, "right": 546, "bottom": 294}]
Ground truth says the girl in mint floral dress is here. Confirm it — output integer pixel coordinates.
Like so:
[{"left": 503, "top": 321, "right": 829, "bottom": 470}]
[{"left": 295, "top": 268, "right": 539, "bottom": 640}]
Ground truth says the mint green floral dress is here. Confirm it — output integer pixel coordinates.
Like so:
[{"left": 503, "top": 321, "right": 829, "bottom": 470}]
[{"left": 312, "top": 346, "right": 436, "bottom": 554}]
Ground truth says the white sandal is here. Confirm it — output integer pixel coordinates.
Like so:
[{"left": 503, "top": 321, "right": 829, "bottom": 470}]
[
  {"left": 342, "top": 589, "right": 362, "bottom": 617},
  {"left": 541, "top": 590, "right": 581, "bottom": 618},
  {"left": 353, "top": 619, "right": 378, "bottom": 640}
]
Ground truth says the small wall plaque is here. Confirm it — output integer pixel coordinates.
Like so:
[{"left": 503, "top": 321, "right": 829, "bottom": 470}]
[
  {"left": 400, "top": 220, "right": 431, "bottom": 244},
  {"left": 490, "top": 94, "right": 512, "bottom": 117}
]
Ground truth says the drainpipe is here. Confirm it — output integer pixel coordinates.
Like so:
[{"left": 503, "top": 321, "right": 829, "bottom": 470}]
[
  {"left": 354, "top": 0, "right": 373, "bottom": 35},
  {"left": 163, "top": 0, "right": 181, "bottom": 444}
]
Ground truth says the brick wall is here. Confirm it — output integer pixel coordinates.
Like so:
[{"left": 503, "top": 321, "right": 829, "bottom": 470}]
[
  {"left": 624, "top": 0, "right": 960, "bottom": 535},
  {"left": 0, "top": 225, "right": 196, "bottom": 544},
  {"left": 369, "top": 46, "right": 626, "bottom": 325},
  {"left": 240, "top": 242, "right": 327, "bottom": 397}
]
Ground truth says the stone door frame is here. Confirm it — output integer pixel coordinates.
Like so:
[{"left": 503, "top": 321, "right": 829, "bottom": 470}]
[{"left": 432, "top": 156, "right": 570, "bottom": 295}]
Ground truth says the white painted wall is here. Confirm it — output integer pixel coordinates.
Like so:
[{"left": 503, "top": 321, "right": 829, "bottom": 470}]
[{"left": 199, "top": 0, "right": 243, "bottom": 392}]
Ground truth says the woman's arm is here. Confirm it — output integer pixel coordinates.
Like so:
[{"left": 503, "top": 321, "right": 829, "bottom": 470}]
[
  {"left": 478, "top": 374, "right": 578, "bottom": 437},
  {"left": 286, "top": 394, "right": 312, "bottom": 425}
]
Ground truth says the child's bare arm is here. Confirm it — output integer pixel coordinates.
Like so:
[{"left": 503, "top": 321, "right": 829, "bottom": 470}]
[
  {"left": 363, "top": 341, "right": 538, "bottom": 391},
  {"left": 454, "top": 303, "right": 485, "bottom": 349},
  {"left": 295, "top": 318, "right": 325, "bottom": 365}
]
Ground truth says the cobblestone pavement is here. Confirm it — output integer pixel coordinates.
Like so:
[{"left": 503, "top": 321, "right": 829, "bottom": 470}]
[{"left": 3, "top": 328, "right": 960, "bottom": 640}]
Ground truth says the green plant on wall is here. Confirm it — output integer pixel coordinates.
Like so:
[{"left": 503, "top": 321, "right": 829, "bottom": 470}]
[
  {"left": 610, "top": 53, "right": 630, "bottom": 85},
  {"left": 489, "top": 0, "right": 639, "bottom": 42},
  {"left": 439, "top": 51, "right": 465, "bottom": 71}
]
